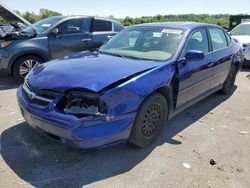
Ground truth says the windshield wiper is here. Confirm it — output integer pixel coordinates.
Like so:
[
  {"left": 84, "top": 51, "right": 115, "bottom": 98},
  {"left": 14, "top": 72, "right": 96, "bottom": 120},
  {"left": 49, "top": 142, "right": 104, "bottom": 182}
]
[
  {"left": 99, "top": 51, "right": 125, "bottom": 58},
  {"left": 111, "top": 53, "right": 124, "bottom": 58}
]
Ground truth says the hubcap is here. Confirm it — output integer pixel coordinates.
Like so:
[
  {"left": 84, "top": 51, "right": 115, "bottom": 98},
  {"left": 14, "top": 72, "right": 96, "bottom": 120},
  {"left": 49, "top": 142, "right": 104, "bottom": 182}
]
[
  {"left": 19, "top": 59, "right": 40, "bottom": 78},
  {"left": 142, "top": 104, "right": 162, "bottom": 137}
]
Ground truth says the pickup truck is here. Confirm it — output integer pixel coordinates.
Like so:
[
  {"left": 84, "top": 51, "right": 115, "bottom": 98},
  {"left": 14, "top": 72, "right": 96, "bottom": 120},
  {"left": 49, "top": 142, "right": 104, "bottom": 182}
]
[
  {"left": 0, "top": 4, "right": 124, "bottom": 81},
  {"left": 17, "top": 22, "right": 244, "bottom": 149}
]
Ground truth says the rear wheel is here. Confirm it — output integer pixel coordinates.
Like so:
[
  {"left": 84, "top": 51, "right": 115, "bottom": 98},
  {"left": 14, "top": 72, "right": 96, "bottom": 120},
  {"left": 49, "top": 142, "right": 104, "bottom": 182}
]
[
  {"left": 129, "top": 93, "right": 168, "bottom": 148},
  {"left": 13, "top": 55, "right": 43, "bottom": 82},
  {"left": 220, "top": 65, "right": 237, "bottom": 95}
]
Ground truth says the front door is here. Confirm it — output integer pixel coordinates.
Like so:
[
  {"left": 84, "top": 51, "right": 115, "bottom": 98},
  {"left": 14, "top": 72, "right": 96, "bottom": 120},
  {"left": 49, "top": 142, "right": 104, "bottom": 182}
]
[
  {"left": 176, "top": 28, "right": 214, "bottom": 107},
  {"left": 48, "top": 18, "right": 92, "bottom": 59}
]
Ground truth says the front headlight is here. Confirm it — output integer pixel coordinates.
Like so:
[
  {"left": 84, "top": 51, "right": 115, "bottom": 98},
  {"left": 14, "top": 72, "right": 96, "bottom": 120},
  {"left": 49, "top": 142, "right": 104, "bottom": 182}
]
[
  {"left": 57, "top": 91, "right": 107, "bottom": 118},
  {"left": 0, "top": 41, "right": 12, "bottom": 48}
]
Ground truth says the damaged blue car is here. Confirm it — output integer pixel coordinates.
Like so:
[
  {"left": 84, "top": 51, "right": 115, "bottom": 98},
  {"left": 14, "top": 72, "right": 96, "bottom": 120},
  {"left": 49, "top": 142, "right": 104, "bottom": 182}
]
[{"left": 17, "top": 22, "right": 243, "bottom": 148}]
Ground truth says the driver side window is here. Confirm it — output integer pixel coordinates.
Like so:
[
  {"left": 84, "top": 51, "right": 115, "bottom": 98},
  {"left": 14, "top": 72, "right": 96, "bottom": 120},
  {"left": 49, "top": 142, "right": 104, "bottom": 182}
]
[
  {"left": 186, "top": 29, "right": 209, "bottom": 54},
  {"left": 59, "top": 20, "right": 83, "bottom": 34}
]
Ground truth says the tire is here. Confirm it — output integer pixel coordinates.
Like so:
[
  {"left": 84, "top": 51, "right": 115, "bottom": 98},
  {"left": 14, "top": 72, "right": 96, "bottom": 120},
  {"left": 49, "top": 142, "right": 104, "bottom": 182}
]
[
  {"left": 220, "top": 65, "right": 237, "bottom": 95},
  {"left": 13, "top": 55, "right": 43, "bottom": 82},
  {"left": 129, "top": 93, "right": 168, "bottom": 148}
]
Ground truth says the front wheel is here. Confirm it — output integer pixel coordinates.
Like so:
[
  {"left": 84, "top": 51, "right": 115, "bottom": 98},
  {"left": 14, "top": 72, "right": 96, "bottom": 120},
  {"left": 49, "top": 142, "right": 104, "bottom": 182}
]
[
  {"left": 13, "top": 55, "right": 43, "bottom": 82},
  {"left": 220, "top": 65, "right": 237, "bottom": 95},
  {"left": 129, "top": 93, "right": 168, "bottom": 148}
]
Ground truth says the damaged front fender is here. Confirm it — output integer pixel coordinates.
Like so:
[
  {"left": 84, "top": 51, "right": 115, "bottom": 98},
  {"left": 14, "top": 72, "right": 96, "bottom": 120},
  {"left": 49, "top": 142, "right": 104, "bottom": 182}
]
[
  {"left": 53, "top": 62, "right": 176, "bottom": 123},
  {"left": 100, "top": 62, "right": 176, "bottom": 117}
]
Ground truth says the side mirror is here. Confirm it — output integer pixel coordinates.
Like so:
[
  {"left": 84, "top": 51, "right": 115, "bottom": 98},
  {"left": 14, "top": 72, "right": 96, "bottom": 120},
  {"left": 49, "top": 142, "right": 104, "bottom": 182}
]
[
  {"left": 51, "top": 28, "right": 59, "bottom": 37},
  {"left": 185, "top": 50, "right": 204, "bottom": 61}
]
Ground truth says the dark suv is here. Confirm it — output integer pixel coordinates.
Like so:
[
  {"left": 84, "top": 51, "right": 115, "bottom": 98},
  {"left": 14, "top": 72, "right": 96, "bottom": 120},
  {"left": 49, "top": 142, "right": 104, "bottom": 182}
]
[{"left": 0, "top": 4, "right": 124, "bottom": 81}]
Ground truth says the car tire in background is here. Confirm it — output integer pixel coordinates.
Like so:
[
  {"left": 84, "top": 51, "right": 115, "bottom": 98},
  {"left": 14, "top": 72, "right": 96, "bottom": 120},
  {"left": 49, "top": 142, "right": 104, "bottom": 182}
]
[
  {"left": 13, "top": 55, "right": 43, "bottom": 82},
  {"left": 129, "top": 93, "right": 168, "bottom": 148},
  {"left": 220, "top": 64, "right": 237, "bottom": 95}
]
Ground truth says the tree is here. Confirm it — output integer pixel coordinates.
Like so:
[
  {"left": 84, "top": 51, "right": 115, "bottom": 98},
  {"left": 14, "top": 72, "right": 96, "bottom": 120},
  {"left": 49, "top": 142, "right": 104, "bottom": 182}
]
[
  {"left": 108, "top": 15, "right": 115, "bottom": 19},
  {"left": 39, "top": 9, "right": 62, "bottom": 19},
  {"left": 22, "top": 12, "right": 40, "bottom": 23},
  {"left": 1, "top": 9, "right": 233, "bottom": 28},
  {"left": 120, "top": 14, "right": 231, "bottom": 27},
  {"left": 0, "top": 17, "right": 6, "bottom": 25}
]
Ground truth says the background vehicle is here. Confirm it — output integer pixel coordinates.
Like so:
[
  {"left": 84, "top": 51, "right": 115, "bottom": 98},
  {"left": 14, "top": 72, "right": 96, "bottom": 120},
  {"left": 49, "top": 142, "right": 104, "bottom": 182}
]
[
  {"left": 0, "top": 4, "right": 124, "bottom": 82},
  {"left": 229, "top": 15, "right": 250, "bottom": 31},
  {"left": 230, "top": 22, "right": 250, "bottom": 66},
  {"left": 0, "top": 25, "right": 14, "bottom": 34},
  {"left": 17, "top": 22, "right": 243, "bottom": 149}
]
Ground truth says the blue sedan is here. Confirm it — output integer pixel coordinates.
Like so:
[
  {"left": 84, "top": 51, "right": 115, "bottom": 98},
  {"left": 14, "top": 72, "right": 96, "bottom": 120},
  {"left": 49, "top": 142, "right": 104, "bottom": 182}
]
[{"left": 17, "top": 22, "right": 243, "bottom": 148}]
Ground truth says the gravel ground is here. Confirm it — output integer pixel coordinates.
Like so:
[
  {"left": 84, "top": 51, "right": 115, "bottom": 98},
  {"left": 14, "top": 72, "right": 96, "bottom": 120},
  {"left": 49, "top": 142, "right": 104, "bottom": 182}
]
[{"left": 0, "top": 69, "right": 249, "bottom": 188}]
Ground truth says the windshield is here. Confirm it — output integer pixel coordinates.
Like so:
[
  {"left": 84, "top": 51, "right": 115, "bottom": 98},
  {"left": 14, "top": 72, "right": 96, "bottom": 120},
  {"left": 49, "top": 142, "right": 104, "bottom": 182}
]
[
  {"left": 100, "top": 26, "right": 185, "bottom": 61},
  {"left": 23, "top": 16, "right": 63, "bottom": 34},
  {"left": 231, "top": 24, "right": 250, "bottom": 36}
]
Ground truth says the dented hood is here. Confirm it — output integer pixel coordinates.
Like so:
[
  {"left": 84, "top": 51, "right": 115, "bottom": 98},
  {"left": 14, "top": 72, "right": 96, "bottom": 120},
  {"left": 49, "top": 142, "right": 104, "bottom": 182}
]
[
  {"left": 28, "top": 52, "right": 163, "bottom": 93},
  {"left": 0, "top": 4, "right": 32, "bottom": 27}
]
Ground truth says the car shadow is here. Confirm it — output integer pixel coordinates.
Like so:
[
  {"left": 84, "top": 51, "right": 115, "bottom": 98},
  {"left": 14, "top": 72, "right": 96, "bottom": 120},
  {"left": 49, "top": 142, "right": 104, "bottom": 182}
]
[
  {"left": 0, "top": 71, "right": 20, "bottom": 90},
  {"left": 0, "top": 86, "right": 236, "bottom": 187}
]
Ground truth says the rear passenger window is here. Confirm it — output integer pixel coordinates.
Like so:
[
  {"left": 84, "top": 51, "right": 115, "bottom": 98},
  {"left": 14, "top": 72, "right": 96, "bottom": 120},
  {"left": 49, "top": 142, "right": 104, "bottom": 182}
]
[
  {"left": 186, "top": 29, "right": 209, "bottom": 54},
  {"left": 93, "top": 19, "right": 112, "bottom": 32},
  {"left": 209, "top": 28, "right": 228, "bottom": 51}
]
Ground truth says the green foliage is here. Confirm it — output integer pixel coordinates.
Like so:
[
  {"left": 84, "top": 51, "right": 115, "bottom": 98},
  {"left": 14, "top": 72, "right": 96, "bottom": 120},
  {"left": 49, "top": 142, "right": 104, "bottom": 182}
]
[
  {"left": 39, "top": 9, "right": 62, "bottom": 19},
  {"left": 121, "top": 14, "right": 230, "bottom": 27},
  {"left": 1, "top": 8, "right": 230, "bottom": 28},
  {"left": 1, "top": 8, "right": 62, "bottom": 24},
  {"left": 21, "top": 9, "right": 61, "bottom": 23},
  {"left": 0, "top": 17, "right": 6, "bottom": 25},
  {"left": 22, "top": 12, "right": 40, "bottom": 23}
]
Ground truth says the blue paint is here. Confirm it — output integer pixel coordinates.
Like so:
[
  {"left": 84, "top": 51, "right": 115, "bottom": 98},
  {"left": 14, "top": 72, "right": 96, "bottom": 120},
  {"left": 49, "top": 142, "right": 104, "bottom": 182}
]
[{"left": 17, "top": 22, "right": 244, "bottom": 149}]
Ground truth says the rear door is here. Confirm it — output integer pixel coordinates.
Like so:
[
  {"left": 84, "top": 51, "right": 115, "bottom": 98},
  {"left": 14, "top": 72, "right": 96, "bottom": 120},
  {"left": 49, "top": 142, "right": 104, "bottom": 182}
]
[
  {"left": 91, "top": 19, "right": 114, "bottom": 49},
  {"left": 208, "top": 28, "right": 232, "bottom": 88},
  {"left": 48, "top": 18, "right": 92, "bottom": 59},
  {"left": 177, "top": 28, "right": 214, "bottom": 107}
]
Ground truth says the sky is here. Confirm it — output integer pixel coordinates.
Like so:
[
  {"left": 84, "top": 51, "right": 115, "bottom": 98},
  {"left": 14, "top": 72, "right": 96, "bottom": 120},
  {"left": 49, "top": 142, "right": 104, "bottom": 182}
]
[{"left": 1, "top": 0, "right": 250, "bottom": 18}]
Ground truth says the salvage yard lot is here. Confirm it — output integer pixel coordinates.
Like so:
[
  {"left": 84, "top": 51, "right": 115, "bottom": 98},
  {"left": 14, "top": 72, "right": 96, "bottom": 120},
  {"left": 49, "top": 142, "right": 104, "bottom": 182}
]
[{"left": 0, "top": 70, "right": 250, "bottom": 188}]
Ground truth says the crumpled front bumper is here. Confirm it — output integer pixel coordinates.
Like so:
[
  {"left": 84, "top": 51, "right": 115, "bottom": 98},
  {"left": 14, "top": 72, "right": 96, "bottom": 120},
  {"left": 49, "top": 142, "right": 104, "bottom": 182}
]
[{"left": 17, "top": 86, "right": 136, "bottom": 149}]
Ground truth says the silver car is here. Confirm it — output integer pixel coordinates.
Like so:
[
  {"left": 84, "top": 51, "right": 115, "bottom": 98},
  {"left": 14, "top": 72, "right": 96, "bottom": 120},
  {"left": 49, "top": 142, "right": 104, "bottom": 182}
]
[{"left": 230, "top": 22, "right": 250, "bottom": 66}]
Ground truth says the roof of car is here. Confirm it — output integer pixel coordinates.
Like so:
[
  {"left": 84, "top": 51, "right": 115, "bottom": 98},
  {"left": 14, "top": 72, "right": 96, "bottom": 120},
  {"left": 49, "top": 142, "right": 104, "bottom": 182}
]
[
  {"left": 136, "top": 22, "right": 220, "bottom": 30},
  {"left": 238, "top": 22, "right": 250, "bottom": 25},
  {"left": 59, "top": 15, "right": 119, "bottom": 22}
]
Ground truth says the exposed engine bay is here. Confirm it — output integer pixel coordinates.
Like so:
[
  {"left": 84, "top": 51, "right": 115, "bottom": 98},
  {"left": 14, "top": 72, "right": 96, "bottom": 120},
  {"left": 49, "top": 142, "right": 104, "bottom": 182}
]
[{"left": 56, "top": 91, "right": 108, "bottom": 118}]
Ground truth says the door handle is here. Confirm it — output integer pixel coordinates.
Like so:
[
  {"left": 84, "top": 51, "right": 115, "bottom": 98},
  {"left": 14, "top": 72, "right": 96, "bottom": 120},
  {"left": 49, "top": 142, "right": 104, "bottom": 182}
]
[
  {"left": 81, "top": 38, "right": 91, "bottom": 42},
  {"left": 107, "top": 35, "right": 113, "bottom": 39},
  {"left": 208, "top": 62, "right": 214, "bottom": 68}
]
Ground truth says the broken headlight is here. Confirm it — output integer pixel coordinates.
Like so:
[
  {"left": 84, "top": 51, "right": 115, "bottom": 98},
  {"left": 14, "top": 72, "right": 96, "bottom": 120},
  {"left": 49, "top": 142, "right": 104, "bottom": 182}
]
[{"left": 58, "top": 91, "right": 107, "bottom": 118}]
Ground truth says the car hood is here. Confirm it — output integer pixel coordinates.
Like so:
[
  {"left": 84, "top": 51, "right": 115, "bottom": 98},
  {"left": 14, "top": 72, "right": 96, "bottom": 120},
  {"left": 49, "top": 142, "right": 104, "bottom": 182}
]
[
  {"left": 28, "top": 52, "right": 163, "bottom": 93},
  {"left": 0, "top": 4, "right": 32, "bottom": 27},
  {"left": 231, "top": 35, "right": 250, "bottom": 44}
]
